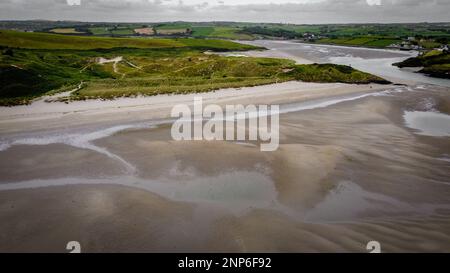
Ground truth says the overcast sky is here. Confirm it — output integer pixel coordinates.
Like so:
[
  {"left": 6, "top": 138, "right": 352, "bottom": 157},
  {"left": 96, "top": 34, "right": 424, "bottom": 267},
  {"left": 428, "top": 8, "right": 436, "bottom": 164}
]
[{"left": 0, "top": 0, "right": 449, "bottom": 24}]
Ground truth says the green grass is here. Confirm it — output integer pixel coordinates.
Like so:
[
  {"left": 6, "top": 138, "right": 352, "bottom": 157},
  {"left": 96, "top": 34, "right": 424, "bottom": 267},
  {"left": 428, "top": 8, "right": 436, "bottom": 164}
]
[
  {"left": 191, "top": 27, "right": 215, "bottom": 37},
  {"left": 110, "top": 28, "right": 135, "bottom": 35},
  {"left": 0, "top": 30, "right": 185, "bottom": 50},
  {"left": 0, "top": 47, "right": 115, "bottom": 105},
  {"left": 418, "top": 41, "right": 442, "bottom": 49},
  {"left": 4, "top": 21, "right": 449, "bottom": 48},
  {"left": 423, "top": 50, "right": 443, "bottom": 58},
  {"left": 394, "top": 50, "right": 450, "bottom": 79},
  {"left": 155, "top": 23, "right": 192, "bottom": 30},
  {"left": 0, "top": 30, "right": 260, "bottom": 51},
  {"left": 176, "top": 38, "right": 258, "bottom": 51},
  {"left": 88, "top": 26, "right": 142, "bottom": 36},
  {"left": 192, "top": 26, "right": 253, "bottom": 40},
  {"left": 364, "top": 39, "right": 400, "bottom": 47},
  {"left": 75, "top": 77, "right": 279, "bottom": 99},
  {"left": 66, "top": 54, "right": 296, "bottom": 99},
  {"left": 156, "top": 29, "right": 189, "bottom": 35},
  {"left": 50, "top": 28, "right": 86, "bottom": 34},
  {"left": 19, "top": 22, "right": 448, "bottom": 51},
  {"left": 286, "top": 63, "right": 388, "bottom": 84},
  {"left": 420, "top": 64, "right": 450, "bottom": 78},
  {"left": 88, "top": 27, "right": 111, "bottom": 35},
  {"left": 207, "top": 27, "right": 253, "bottom": 40},
  {"left": 317, "top": 36, "right": 401, "bottom": 48},
  {"left": 73, "top": 56, "right": 387, "bottom": 100}
]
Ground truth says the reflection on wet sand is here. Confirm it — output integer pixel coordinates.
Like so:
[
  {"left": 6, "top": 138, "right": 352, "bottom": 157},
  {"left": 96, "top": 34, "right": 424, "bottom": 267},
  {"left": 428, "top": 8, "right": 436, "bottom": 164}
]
[
  {"left": 1, "top": 83, "right": 450, "bottom": 252},
  {"left": 1, "top": 42, "right": 450, "bottom": 252}
]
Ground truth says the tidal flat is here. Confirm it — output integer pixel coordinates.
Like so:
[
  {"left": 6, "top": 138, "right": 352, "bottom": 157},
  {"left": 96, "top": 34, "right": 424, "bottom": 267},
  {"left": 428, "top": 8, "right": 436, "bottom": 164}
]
[{"left": 1, "top": 41, "right": 450, "bottom": 252}]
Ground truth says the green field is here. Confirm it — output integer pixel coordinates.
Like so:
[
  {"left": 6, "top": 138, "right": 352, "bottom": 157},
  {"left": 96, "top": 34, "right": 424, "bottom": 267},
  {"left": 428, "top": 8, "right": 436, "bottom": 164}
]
[
  {"left": 87, "top": 26, "right": 150, "bottom": 36},
  {"left": 2, "top": 21, "right": 449, "bottom": 48},
  {"left": 88, "top": 27, "right": 112, "bottom": 35},
  {"left": 317, "top": 36, "right": 401, "bottom": 48},
  {"left": 0, "top": 30, "right": 259, "bottom": 51},
  {"left": 192, "top": 26, "right": 253, "bottom": 40},
  {"left": 418, "top": 40, "right": 442, "bottom": 49},
  {"left": 153, "top": 23, "right": 191, "bottom": 36},
  {"left": 191, "top": 27, "right": 215, "bottom": 37},
  {"left": 110, "top": 28, "right": 135, "bottom": 36},
  {"left": 3, "top": 21, "right": 446, "bottom": 50},
  {"left": 0, "top": 30, "right": 183, "bottom": 49},
  {"left": 0, "top": 30, "right": 388, "bottom": 106},
  {"left": 154, "top": 23, "right": 192, "bottom": 30},
  {"left": 49, "top": 28, "right": 86, "bottom": 34}
]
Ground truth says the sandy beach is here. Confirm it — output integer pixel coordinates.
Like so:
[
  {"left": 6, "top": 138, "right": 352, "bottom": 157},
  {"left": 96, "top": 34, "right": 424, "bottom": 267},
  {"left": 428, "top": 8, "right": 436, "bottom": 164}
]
[
  {"left": 0, "top": 81, "right": 390, "bottom": 135},
  {"left": 1, "top": 41, "right": 450, "bottom": 253}
]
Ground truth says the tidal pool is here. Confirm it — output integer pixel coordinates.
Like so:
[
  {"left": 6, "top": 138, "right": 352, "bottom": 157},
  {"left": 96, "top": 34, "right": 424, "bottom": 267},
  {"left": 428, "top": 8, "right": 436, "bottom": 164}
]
[{"left": 403, "top": 111, "right": 450, "bottom": 137}]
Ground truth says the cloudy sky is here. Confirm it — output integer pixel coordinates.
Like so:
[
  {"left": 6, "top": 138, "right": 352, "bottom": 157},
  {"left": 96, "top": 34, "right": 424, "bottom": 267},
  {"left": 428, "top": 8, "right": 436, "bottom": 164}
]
[{"left": 0, "top": 0, "right": 449, "bottom": 24}]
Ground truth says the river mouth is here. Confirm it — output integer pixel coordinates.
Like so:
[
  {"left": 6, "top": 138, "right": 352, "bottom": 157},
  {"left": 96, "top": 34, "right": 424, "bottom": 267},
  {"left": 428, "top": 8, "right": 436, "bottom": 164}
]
[{"left": 243, "top": 40, "right": 450, "bottom": 87}]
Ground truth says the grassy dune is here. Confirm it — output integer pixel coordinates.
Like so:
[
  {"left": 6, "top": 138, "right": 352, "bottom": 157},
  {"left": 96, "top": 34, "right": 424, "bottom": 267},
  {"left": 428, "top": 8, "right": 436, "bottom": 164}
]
[
  {"left": 394, "top": 50, "right": 450, "bottom": 79},
  {"left": 0, "top": 30, "right": 389, "bottom": 106},
  {"left": 73, "top": 57, "right": 387, "bottom": 101}
]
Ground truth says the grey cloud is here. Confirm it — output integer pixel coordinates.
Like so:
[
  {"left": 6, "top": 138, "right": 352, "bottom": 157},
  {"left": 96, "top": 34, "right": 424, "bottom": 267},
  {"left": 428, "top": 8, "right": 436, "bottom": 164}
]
[{"left": 0, "top": 0, "right": 448, "bottom": 23}]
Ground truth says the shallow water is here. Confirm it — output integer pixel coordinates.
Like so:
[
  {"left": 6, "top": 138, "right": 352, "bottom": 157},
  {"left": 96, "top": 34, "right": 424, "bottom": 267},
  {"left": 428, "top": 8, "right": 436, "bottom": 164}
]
[
  {"left": 245, "top": 40, "right": 412, "bottom": 61},
  {"left": 304, "top": 181, "right": 450, "bottom": 222},
  {"left": 403, "top": 111, "right": 450, "bottom": 137},
  {"left": 245, "top": 40, "right": 450, "bottom": 87},
  {"left": 0, "top": 88, "right": 387, "bottom": 149},
  {"left": 0, "top": 171, "right": 280, "bottom": 214}
]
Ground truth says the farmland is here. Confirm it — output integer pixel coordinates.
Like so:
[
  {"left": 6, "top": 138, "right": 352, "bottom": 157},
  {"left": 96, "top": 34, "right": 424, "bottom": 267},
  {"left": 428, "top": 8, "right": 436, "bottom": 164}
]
[
  {"left": 1, "top": 21, "right": 448, "bottom": 49},
  {"left": 317, "top": 36, "right": 401, "bottom": 48},
  {"left": 49, "top": 28, "right": 86, "bottom": 34},
  {"left": 134, "top": 28, "right": 154, "bottom": 36},
  {"left": 0, "top": 30, "right": 258, "bottom": 51}
]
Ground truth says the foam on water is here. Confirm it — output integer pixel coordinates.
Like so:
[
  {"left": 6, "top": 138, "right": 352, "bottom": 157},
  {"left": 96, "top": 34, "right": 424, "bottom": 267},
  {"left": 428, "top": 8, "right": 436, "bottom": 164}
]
[
  {"left": 0, "top": 86, "right": 407, "bottom": 154},
  {"left": 280, "top": 86, "right": 409, "bottom": 113},
  {"left": 0, "top": 122, "right": 169, "bottom": 173}
]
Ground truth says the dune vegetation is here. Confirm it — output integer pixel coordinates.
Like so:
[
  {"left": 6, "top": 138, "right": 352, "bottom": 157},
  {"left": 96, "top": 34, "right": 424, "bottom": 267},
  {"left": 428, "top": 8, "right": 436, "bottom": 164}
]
[{"left": 394, "top": 50, "right": 450, "bottom": 79}]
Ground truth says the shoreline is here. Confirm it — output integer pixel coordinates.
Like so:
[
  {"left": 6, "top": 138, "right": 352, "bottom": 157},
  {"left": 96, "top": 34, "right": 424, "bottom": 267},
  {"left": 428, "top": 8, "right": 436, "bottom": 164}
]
[
  {"left": 238, "top": 39, "right": 417, "bottom": 56},
  {"left": 1, "top": 82, "right": 450, "bottom": 252},
  {"left": 0, "top": 81, "right": 394, "bottom": 135},
  {"left": 217, "top": 49, "right": 314, "bottom": 65}
]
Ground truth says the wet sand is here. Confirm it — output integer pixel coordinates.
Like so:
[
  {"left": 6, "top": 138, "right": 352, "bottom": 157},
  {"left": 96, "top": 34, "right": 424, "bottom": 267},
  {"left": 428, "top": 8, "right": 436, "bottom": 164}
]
[
  {"left": 1, "top": 43, "right": 450, "bottom": 253},
  {"left": 1, "top": 83, "right": 450, "bottom": 252},
  {"left": 0, "top": 81, "right": 390, "bottom": 135}
]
